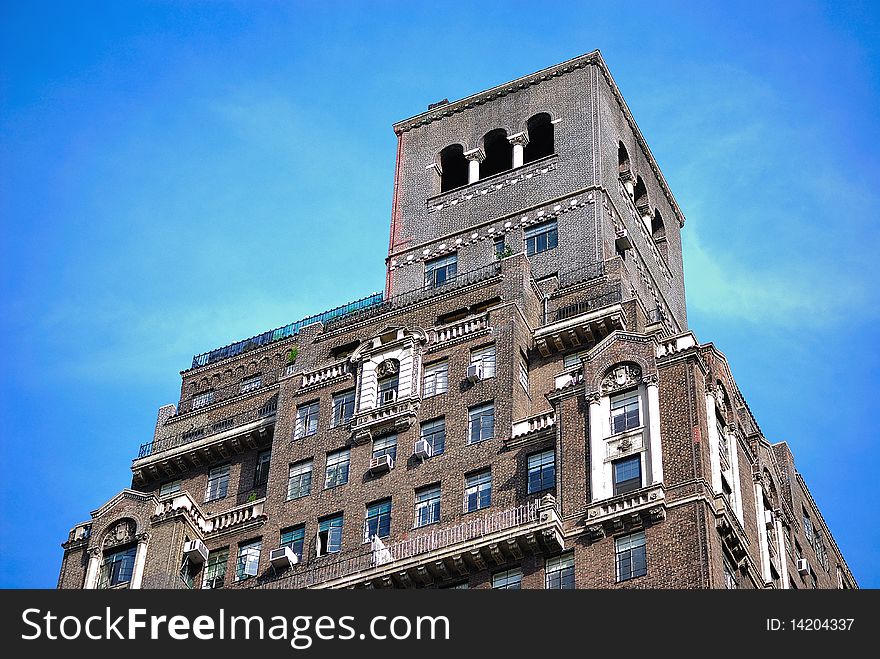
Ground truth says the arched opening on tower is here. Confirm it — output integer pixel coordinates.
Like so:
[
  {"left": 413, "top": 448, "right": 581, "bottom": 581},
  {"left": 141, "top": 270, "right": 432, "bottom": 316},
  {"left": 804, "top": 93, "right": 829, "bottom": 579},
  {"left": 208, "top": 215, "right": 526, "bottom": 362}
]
[
  {"left": 481, "top": 129, "right": 512, "bottom": 179},
  {"left": 439, "top": 144, "right": 468, "bottom": 192},
  {"left": 652, "top": 208, "right": 668, "bottom": 261},
  {"left": 524, "top": 113, "right": 554, "bottom": 163},
  {"left": 618, "top": 141, "right": 631, "bottom": 178},
  {"left": 633, "top": 176, "right": 649, "bottom": 215}
]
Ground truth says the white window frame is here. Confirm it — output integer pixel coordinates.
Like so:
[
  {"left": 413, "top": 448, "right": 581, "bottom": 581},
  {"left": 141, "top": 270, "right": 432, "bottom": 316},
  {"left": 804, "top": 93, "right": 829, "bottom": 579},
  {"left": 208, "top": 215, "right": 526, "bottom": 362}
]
[
  {"left": 205, "top": 465, "right": 230, "bottom": 502},
  {"left": 610, "top": 389, "right": 641, "bottom": 435},
  {"left": 287, "top": 459, "right": 313, "bottom": 500},
  {"left": 159, "top": 480, "right": 181, "bottom": 497},
  {"left": 420, "top": 417, "right": 446, "bottom": 456},
  {"left": 422, "top": 360, "right": 449, "bottom": 397},
  {"left": 235, "top": 539, "right": 261, "bottom": 581},
  {"left": 324, "top": 448, "right": 350, "bottom": 489},
  {"left": 424, "top": 253, "right": 457, "bottom": 289},
  {"left": 464, "top": 469, "right": 492, "bottom": 512},
  {"left": 294, "top": 401, "right": 320, "bottom": 439},
  {"left": 492, "top": 567, "right": 522, "bottom": 590},
  {"left": 331, "top": 389, "right": 356, "bottom": 427},
  {"left": 470, "top": 344, "right": 496, "bottom": 379},
  {"left": 414, "top": 485, "right": 441, "bottom": 528},
  {"left": 468, "top": 402, "right": 495, "bottom": 444},
  {"left": 545, "top": 553, "right": 575, "bottom": 589}
]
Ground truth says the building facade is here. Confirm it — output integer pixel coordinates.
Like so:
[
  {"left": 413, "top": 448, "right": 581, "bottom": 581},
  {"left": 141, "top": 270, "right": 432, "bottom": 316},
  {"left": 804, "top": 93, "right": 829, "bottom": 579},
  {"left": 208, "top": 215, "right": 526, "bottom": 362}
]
[{"left": 58, "top": 51, "right": 856, "bottom": 591}]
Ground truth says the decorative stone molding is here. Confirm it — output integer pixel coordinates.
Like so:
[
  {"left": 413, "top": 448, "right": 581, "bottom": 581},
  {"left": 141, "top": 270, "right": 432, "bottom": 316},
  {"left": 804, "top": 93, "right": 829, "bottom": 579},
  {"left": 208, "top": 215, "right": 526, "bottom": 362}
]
[
  {"left": 587, "top": 391, "right": 602, "bottom": 404},
  {"left": 507, "top": 131, "right": 529, "bottom": 147},
  {"left": 585, "top": 484, "right": 666, "bottom": 536},
  {"left": 463, "top": 147, "right": 485, "bottom": 163},
  {"left": 376, "top": 359, "right": 399, "bottom": 378},
  {"left": 600, "top": 363, "right": 642, "bottom": 395},
  {"left": 102, "top": 519, "right": 136, "bottom": 549}
]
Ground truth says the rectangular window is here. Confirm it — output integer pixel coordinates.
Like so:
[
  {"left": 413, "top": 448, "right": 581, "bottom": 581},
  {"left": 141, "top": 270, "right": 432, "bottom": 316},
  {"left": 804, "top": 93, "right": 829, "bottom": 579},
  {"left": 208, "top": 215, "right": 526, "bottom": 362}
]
[
  {"left": 470, "top": 344, "right": 496, "bottom": 379},
  {"left": 465, "top": 469, "right": 492, "bottom": 512},
  {"left": 468, "top": 402, "right": 495, "bottom": 444},
  {"left": 610, "top": 390, "right": 641, "bottom": 434},
  {"left": 372, "top": 434, "right": 397, "bottom": 461},
  {"left": 528, "top": 449, "right": 556, "bottom": 494},
  {"left": 612, "top": 455, "right": 642, "bottom": 495},
  {"left": 524, "top": 220, "right": 558, "bottom": 256},
  {"left": 159, "top": 480, "right": 181, "bottom": 497},
  {"left": 253, "top": 449, "right": 271, "bottom": 487},
  {"left": 545, "top": 553, "right": 575, "bottom": 590},
  {"left": 280, "top": 525, "right": 306, "bottom": 562},
  {"left": 192, "top": 390, "right": 214, "bottom": 410},
  {"left": 324, "top": 448, "right": 350, "bottom": 489},
  {"left": 377, "top": 375, "right": 399, "bottom": 405},
  {"left": 235, "top": 539, "right": 261, "bottom": 581},
  {"left": 287, "top": 459, "right": 313, "bottom": 500},
  {"left": 494, "top": 236, "right": 507, "bottom": 257},
  {"left": 492, "top": 567, "right": 522, "bottom": 590},
  {"left": 420, "top": 417, "right": 446, "bottom": 456},
  {"left": 717, "top": 420, "right": 729, "bottom": 465},
  {"left": 294, "top": 401, "right": 320, "bottom": 439},
  {"left": 616, "top": 531, "right": 647, "bottom": 582},
  {"left": 205, "top": 465, "right": 230, "bottom": 502},
  {"left": 415, "top": 484, "right": 441, "bottom": 527},
  {"left": 424, "top": 253, "right": 457, "bottom": 288},
  {"left": 563, "top": 351, "right": 588, "bottom": 370},
  {"left": 239, "top": 374, "right": 262, "bottom": 394},
  {"left": 803, "top": 511, "right": 814, "bottom": 545},
  {"left": 422, "top": 360, "right": 449, "bottom": 397},
  {"left": 365, "top": 499, "right": 392, "bottom": 541},
  {"left": 317, "top": 514, "right": 344, "bottom": 556},
  {"left": 98, "top": 545, "right": 137, "bottom": 589},
  {"left": 202, "top": 547, "right": 228, "bottom": 589},
  {"left": 723, "top": 556, "right": 738, "bottom": 589},
  {"left": 519, "top": 358, "right": 529, "bottom": 393},
  {"left": 331, "top": 390, "right": 356, "bottom": 427}
]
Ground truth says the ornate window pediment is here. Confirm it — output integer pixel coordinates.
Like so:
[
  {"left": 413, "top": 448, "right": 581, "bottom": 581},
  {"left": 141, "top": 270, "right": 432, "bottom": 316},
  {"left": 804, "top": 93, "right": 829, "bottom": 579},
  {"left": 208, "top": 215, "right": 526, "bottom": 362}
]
[
  {"left": 102, "top": 519, "right": 136, "bottom": 549},
  {"left": 600, "top": 363, "right": 642, "bottom": 395}
]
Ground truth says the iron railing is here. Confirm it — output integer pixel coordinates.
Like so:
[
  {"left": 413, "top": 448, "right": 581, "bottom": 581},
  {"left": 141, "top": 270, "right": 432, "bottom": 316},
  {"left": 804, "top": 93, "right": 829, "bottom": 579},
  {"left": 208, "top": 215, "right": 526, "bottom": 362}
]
[
  {"left": 324, "top": 262, "right": 502, "bottom": 330},
  {"left": 556, "top": 260, "right": 606, "bottom": 289},
  {"left": 545, "top": 285, "right": 623, "bottom": 324},
  {"left": 137, "top": 395, "right": 278, "bottom": 459},
  {"left": 176, "top": 378, "right": 275, "bottom": 416},
  {"left": 191, "top": 293, "right": 384, "bottom": 369}
]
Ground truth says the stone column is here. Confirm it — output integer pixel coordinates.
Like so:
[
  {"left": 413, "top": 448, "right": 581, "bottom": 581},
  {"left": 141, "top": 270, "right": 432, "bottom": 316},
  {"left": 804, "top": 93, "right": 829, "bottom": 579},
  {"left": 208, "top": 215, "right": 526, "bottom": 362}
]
[
  {"left": 754, "top": 485, "right": 772, "bottom": 584},
  {"left": 775, "top": 517, "right": 790, "bottom": 589},
  {"left": 704, "top": 387, "right": 722, "bottom": 494},
  {"left": 508, "top": 132, "right": 529, "bottom": 168},
  {"left": 83, "top": 548, "right": 102, "bottom": 589},
  {"left": 588, "top": 392, "right": 607, "bottom": 502},
  {"left": 645, "top": 377, "right": 664, "bottom": 485},
  {"left": 463, "top": 147, "right": 485, "bottom": 184},
  {"left": 130, "top": 533, "right": 150, "bottom": 589}
]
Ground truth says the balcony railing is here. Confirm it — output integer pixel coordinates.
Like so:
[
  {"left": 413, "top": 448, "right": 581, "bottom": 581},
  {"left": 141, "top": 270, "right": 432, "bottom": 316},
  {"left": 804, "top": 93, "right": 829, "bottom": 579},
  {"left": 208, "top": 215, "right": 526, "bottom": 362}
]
[
  {"left": 190, "top": 293, "right": 383, "bottom": 369},
  {"left": 252, "top": 497, "right": 557, "bottom": 590},
  {"left": 137, "top": 395, "right": 277, "bottom": 459},
  {"left": 511, "top": 410, "right": 556, "bottom": 438},
  {"left": 545, "top": 285, "right": 622, "bottom": 325},
  {"left": 556, "top": 260, "right": 606, "bottom": 289},
  {"left": 301, "top": 360, "right": 350, "bottom": 389},
  {"left": 324, "top": 263, "right": 502, "bottom": 331},
  {"left": 433, "top": 313, "right": 489, "bottom": 344}
]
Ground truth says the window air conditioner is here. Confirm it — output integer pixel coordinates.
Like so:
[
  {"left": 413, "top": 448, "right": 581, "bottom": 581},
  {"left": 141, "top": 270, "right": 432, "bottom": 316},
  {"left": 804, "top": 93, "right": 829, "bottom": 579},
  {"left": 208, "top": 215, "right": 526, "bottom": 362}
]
[
  {"left": 764, "top": 510, "right": 774, "bottom": 527},
  {"left": 414, "top": 439, "right": 433, "bottom": 460},
  {"left": 369, "top": 454, "right": 394, "bottom": 473},
  {"left": 379, "top": 389, "right": 397, "bottom": 405},
  {"left": 796, "top": 558, "right": 809, "bottom": 575},
  {"left": 614, "top": 227, "right": 632, "bottom": 252},
  {"left": 183, "top": 539, "right": 208, "bottom": 565},
  {"left": 466, "top": 364, "right": 483, "bottom": 383},
  {"left": 269, "top": 546, "right": 299, "bottom": 570}
]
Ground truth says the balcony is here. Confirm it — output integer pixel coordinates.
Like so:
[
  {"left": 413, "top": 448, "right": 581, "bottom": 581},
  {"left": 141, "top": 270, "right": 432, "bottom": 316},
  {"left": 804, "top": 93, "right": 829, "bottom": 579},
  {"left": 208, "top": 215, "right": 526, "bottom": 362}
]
[
  {"left": 300, "top": 360, "right": 351, "bottom": 390},
  {"left": 151, "top": 492, "right": 267, "bottom": 538},
  {"left": 585, "top": 484, "right": 666, "bottom": 540},
  {"left": 350, "top": 396, "right": 420, "bottom": 445},
  {"left": 713, "top": 494, "right": 750, "bottom": 564},
  {"left": 507, "top": 411, "right": 556, "bottom": 448},
  {"left": 251, "top": 495, "right": 563, "bottom": 590},
  {"left": 430, "top": 313, "right": 490, "bottom": 346},
  {"left": 535, "top": 286, "right": 626, "bottom": 357}
]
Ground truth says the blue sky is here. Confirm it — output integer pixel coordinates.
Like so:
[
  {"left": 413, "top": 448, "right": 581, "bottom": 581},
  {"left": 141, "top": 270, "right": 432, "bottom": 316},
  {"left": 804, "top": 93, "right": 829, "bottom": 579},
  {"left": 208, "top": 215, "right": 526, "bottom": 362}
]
[{"left": 1, "top": 1, "right": 877, "bottom": 587}]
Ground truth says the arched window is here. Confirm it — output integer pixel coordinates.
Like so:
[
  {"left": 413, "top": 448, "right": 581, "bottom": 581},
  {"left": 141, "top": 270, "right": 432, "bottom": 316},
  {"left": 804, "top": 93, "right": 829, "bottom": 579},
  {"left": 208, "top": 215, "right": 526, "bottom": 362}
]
[
  {"left": 618, "top": 141, "right": 631, "bottom": 178},
  {"left": 651, "top": 208, "right": 666, "bottom": 241},
  {"left": 439, "top": 144, "right": 468, "bottom": 192},
  {"left": 633, "top": 176, "right": 650, "bottom": 215},
  {"left": 480, "top": 129, "right": 512, "bottom": 178},
  {"left": 524, "top": 113, "right": 554, "bottom": 163}
]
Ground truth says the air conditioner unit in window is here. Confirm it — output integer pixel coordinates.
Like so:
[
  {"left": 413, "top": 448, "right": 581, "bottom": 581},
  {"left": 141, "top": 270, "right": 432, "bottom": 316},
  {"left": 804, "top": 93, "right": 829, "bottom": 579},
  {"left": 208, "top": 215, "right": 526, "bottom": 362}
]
[
  {"left": 183, "top": 539, "right": 208, "bottom": 564},
  {"left": 369, "top": 454, "right": 394, "bottom": 474},
  {"left": 269, "top": 546, "right": 299, "bottom": 570},
  {"left": 466, "top": 364, "right": 483, "bottom": 382},
  {"left": 796, "top": 558, "right": 809, "bottom": 575},
  {"left": 414, "top": 439, "right": 433, "bottom": 460},
  {"left": 764, "top": 510, "right": 774, "bottom": 527},
  {"left": 379, "top": 389, "right": 397, "bottom": 405},
  {"left": 614, "top": 227, "right": 632, "bottom": 251},
  {"left": 204, "top": 576, "right": 224, "bottom": 590}
]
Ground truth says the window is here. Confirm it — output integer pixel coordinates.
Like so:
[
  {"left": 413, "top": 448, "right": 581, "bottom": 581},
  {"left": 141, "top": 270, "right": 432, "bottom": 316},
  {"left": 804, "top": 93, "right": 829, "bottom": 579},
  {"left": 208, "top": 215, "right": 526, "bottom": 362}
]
[
  {"left": 470, "top": 344, "right": 496, "bottom": 379},
  {"left": 294, "top": 401, "right": 320, "bottom": 439},
  {"left": 372, "top": 434, "right": 397, "bottom": 461},
  {"left": 494, "top": 236, "right": 508, "bottom": 258},
  {"left": 420, "top": 418, "right": 446, "bottom": 456},
  {"left": 192, "top": 390, "right": 214, "bottom": 410},
  {"left": 519, "top": 358, "right": 529, "bottom": 393},
  {"left": 616, "top": 531, "right": 647, "bottom": 582},
  {"left": 239, "top": 374, "right": 262, "bottom": 394},
  {"left": 612, "top": 455, "right": 642, "bottom": 495},
  {"left": 442, "top": 582, "right": 469, "bottom": 589},
  {"left": 524, "top": 220, "right": 558, "bottom": 256},
  {"left": 202, "top": 547, "right": 228, "bottom": 589},
  {"left": 717, "top": 420, "right": 729, "bottom": 462},
  {"left": 439, "top": 144, "right": 468, "bottom": 192},
  {"left": 816, "top": 534, "right": 828, "bottom": 569},
  {"left": 365, "top": 499, "right": 392, "bottom": 541},
  {"left": 492, "top": 567, "right": 522, "bottom": 590},
  {"left": 803, "top": 511, "right": 814, "bottom": 546},
  {"left": 424, "top": 253, "right": 457, "bottom": 288},
  {"left": 280, "top": 525, "right": 306, "bottom": 562},
  {"left": 423, "top": 360, "right": 449, "bottom": 397},
  {"left": 377, "top": 374, "right": 399, "bottom": 405},
  {"left": 610, "top": 390, "right": 641, "bottom": 434},
  {"left": 481, "top": 129, "right": 513, "bottom": 178},
  {"left": 465, "top": 469, "right": 492, "bottom": 512},
  {"left": 545, "top": 553, "right": 574, "bottom": 589},
  {"left": 523, "top": 112, "right": 554, "bottom": 163},
  {"left": 317, "top": 514, "right": 344, "bottom": 556},
  {"left": 98, "top": 545, "right": 137, "bottom": 589},
  {"left": 324, "top": 448, "right": 350, "bottom": 489},
  {"left": 287, "top": 459, "right": 313, "bottom": 500},
  {"left": 563, "top": 351, "right": 588, "bottom": 370},
  {"left": 415, "top": 485, "right": 441, "bottom": 527},
  {"left": 205, "top": 465, "right": 230, "bottom": 502},
  {"left": 253, "top": 449, "right": 271, "bottom": 487},
  {"left": 468, "top": 402, "right": 495, "bottom": 444},
  {"left": 235, "top": 539, "right": 261, "bottom": 581},
  {"left": 723, "top": 556, "right": 738, "bottom": 589},
  {"left": 527, "top": 449, "right": 556, "bottom": 494},
  {"left": 159, "top": 480, "right": 181, "bottom": 497},
  {"left": 332, "top": 390, "right": 356, "bottom": 427}
]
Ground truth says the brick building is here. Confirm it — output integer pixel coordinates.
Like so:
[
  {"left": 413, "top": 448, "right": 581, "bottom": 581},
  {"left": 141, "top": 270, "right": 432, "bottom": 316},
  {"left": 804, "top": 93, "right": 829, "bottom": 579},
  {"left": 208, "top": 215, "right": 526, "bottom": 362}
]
[{"left": 57, "top": 51, "right": 856, "bottom": 591}]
